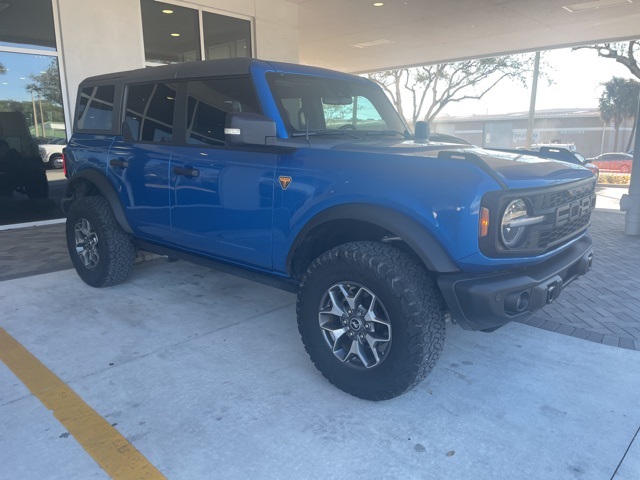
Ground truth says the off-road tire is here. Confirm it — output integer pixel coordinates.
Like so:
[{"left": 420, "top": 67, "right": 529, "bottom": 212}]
[
  {"left": 297, "top": 241, "right": 446, "bottom": 400},
  {"left": 66, "top": 196, "right": 136, "bottom": 287},
  {"left": 49, "top": 154, "right": 64, "bottom": 169},
  {"left": 25, "top": 170, "right": 49, "bottom": 199}
]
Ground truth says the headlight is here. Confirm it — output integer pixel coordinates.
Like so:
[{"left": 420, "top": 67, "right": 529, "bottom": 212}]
[{"left": 501, "top": 199, "right": 529, "bottom": 248}]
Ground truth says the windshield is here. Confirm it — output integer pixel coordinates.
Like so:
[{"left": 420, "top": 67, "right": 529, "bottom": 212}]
[
  {"left": 574, "top": 152, "right": 586, "bottom": 164},
  {"left": 267, "top": 73, "right": 407, "bottom": 137}
]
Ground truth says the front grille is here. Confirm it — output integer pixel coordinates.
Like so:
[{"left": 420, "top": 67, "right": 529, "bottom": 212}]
[
  {"left": 537, "top": 213, "right": 592, "bottom": 249},
  {"left": 479, "top": 177, "right": 597, "bottom": 258},
  {"left": 540, "top": 182, "right": 595, "bottom": 209}
]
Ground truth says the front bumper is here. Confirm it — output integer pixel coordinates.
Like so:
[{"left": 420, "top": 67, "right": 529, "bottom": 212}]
[{"left": 437, "top": 235, "right": 593, "bottom": 331}]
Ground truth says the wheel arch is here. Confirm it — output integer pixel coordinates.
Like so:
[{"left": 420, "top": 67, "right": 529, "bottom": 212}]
[
  {"left": 286, "top": 204, "right": 459, "bottom": 280},
  {"left": 62, "top": 169, "right": 133, "bottom": 234}
]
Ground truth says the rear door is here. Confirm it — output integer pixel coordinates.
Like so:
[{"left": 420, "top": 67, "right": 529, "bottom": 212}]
[{"left": 108, "top": 82, "right": 178, "bottom": 241}]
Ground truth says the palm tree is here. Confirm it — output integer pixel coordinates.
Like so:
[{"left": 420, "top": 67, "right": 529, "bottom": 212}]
[{"left": 599, "top": 77, "right": 640, "bottom": 151}]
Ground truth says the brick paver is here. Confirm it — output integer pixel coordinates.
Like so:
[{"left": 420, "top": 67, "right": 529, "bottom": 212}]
[
  {"left": 1, "top": 210, "right": 638, "bottom": 350},
  {"left": 0, "top": 223, "right": 71, "bottom": 282},
  {"left": 518, "top": 210, "right": 640, "bottom": 350}
]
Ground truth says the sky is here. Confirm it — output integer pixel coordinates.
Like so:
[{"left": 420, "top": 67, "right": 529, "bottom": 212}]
[
  {"left": 0, "top": 51, "right": 57, "bottom": 103},
  {"left": 437, "top": 45, "right": 638, "bottom": 118}
]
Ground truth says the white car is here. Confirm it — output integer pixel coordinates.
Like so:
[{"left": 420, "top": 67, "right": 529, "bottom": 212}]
[{"left": 38, "top": 138, "right": 66, "bottom": 169}]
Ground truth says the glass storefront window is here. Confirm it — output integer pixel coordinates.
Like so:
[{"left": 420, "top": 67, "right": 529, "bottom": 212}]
[
  {"left": 203, "top": 11, "right": 251, "bottom": 60},
  {"left": 0, "top": 51, "right": 65, "bottom": 140},
  {"left": 140, "top": 1, "right": 252, "bottom": 65},
  {"left": 141, "top": 0, "right": 201, "bottom": 65},
  {"left": 0, "top": 0, "right": 56, "bottom": 51}
]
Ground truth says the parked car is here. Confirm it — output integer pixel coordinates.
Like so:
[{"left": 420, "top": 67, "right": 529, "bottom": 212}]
[
  {"left": 38, "top": 137, "right": 66, "bottom": 169},
  {"left": 588, "top": 152, "right": 633, "bottom": 173},
  {"left": 570, "top": 151, "right": 599, "bottom": 178},
  {"left": 495, "top": 146, "right": 599, "bottom": 177},
  {"left": 62, "top": 58, "right": 595, "bottom": 400},
  {"left": 0, "top": 112, "right": 49, "bottom": 199}
]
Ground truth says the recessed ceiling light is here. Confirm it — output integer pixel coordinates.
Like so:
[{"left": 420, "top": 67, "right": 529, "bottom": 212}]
[
  {"left": 170, "top": 33, "right": 180, "bottom": 37},
  {"left": 162, "top": 9, "right": 173, "bottom": 14},
  {"left": 373, "top": 2, "right": 384, "bottom": 6},
  {"left": 351, "top": 39, "right": 394, "bottom": 48},
  {"left": 563, "top": 0, "right": 632, "bottom": 12}
]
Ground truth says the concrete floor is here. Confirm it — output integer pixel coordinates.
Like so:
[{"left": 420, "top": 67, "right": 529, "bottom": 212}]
[{"left": 1, "top": 260, "right": 639, "bottom": 479}]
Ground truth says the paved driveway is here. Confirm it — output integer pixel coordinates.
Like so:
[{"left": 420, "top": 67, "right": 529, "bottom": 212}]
[{"left": 0, "top": 261, "right": 639, "bottom": 479}]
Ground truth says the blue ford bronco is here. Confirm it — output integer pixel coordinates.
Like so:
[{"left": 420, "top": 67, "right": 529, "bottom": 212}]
[{"left": 62, "top": 58, "right": 595, "bottom": 400}]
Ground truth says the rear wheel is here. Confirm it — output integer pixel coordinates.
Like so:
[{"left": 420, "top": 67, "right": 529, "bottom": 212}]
[
  {"left": 66, "top": 196, "right": 136, "bottom": 287},
  {"left": 49, "top": 154, "right": 64, "bottom": 169},
  {"left": 297, "top": 241, "right": 446, "bottom": 400}
]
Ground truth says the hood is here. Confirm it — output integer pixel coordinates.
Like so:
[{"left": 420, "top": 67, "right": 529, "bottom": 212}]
[{"left": 330, "top": 139, "right": 595, "bottom": 189}]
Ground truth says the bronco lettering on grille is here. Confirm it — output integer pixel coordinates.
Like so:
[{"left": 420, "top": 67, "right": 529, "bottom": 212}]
[{"left": 555, "top": 195, "right": 594, "bottom": 227}]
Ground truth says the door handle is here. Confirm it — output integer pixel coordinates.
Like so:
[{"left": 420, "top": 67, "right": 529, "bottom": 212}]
[
  {"left": 173, "top": 166, "right": 200, "bottom": 178},
  {"left": 110, "top": 158, "right": 129, "bottom": 168}
]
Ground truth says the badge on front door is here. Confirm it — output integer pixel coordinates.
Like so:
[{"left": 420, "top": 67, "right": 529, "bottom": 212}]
[{"left": 279, "top": 176, "right": 292, "bottom": 190}]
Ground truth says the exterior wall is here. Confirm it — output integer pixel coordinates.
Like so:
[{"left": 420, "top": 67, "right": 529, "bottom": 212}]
[
  {"left": 56, "top": 0, "right": 299, "bottom": 124},
  {"left": 434, "top": 113, "right": 635, "bottom": 158},
  {"left": 56, "top": 0, "right": 146, "bottom": 126}
]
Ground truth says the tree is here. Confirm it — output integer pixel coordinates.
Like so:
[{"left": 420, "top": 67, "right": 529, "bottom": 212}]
[
  {"left": 26, "top": 58, "right": 62, "bottom": 106},
  {"left": 368, "top": 55, "right": 533, "bottom": 126},
  {"left": 574, "top": 41, "right": 640, "bottom": 151},
  {"left": 573, "top": 41, "right": 640, "bottom": 80},
  {"left": 598, "top": 77, "right": 640, "bottom": 151}
]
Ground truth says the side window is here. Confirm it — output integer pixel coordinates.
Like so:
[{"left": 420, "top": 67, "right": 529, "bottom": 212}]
[
  {"left": 186, "top": 77, "right": 259, "bottom": 146},
  {"left": 125, "top": 82, "right": 177, "bottom": 143},
  {"left": 76, "top": 85, "right": 116, "bottom": 131}
]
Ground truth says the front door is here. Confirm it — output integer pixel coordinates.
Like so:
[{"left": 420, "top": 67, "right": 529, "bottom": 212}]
[{"left": 169, "top": 77, "right": 277, "bottom": 270}]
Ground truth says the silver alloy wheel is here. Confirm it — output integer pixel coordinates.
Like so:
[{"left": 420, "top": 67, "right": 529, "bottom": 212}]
[
  {"left": 318, "top": 282, "right": 391, "bottom": 369},
  {"left": 74, "top": 218, "right": 99, "bottom": 269}
]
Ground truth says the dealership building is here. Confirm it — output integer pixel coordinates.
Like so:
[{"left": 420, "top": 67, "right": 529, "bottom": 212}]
[
  {"left": 433, "top": 108, "right": 636, "bottom": 158},
  {"left": 0, "top": 0, "right": 300, "bottom": 138},
  {"left": 2, "top": 0, "right": 640, "bottom": 143}
]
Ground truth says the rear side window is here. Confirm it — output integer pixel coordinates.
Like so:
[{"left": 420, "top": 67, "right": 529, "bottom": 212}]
[
  {"left": 186, "top": 77, "right": 259, "bottom": 146},
  {"left": 125, "top": 82, "right": 178, "bottom": 143},
  {"left": 76, "top": 85, "right": 116, "bottom": 131}
]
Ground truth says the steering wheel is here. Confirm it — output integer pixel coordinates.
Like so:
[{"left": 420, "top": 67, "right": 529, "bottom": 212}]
[{"left": 339, "top": 124, "right": 357, "bottom": 130}]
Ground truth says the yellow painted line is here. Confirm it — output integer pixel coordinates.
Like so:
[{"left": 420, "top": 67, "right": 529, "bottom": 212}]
[{"left": 0, "top": 327, "right": 166, "bottom": 480}]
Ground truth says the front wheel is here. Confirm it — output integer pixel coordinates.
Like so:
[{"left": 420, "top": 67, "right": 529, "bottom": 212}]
[
  {"left": 65, "top": 196, "right": 136, "bottom": 287},
  {"left": 297, "top": 241, "right": 447, "bottom": 400}
]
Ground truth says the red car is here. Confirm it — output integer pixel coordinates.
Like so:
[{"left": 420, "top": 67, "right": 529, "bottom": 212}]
[{"left": 589, "top": 152, "right": 633, "bottom": 173}]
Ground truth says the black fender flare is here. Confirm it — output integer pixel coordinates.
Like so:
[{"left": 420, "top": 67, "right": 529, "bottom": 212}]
[
  {"left": 62, "top": 169, "right": 133, "bottom": 234},
  {"left": 287, "top": 204, "right": 459, "bottom": 274}
]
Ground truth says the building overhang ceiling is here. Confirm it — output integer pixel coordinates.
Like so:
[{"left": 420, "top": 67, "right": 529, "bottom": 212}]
[{"left": 290, "top": 0, "right": 640, "bottom": 73}]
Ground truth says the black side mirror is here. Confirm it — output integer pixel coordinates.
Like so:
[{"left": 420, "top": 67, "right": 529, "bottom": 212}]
[
  {"left": 225, "top": 113, "right": 276, "bottom": 146},
  {"left": 414, "top": 121, "right": 430, "bottom": 143}
]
